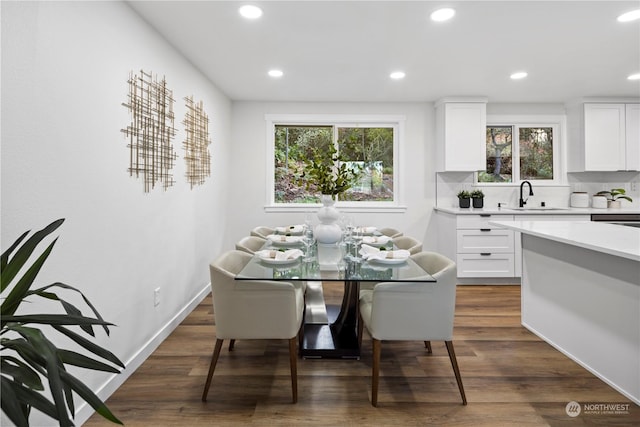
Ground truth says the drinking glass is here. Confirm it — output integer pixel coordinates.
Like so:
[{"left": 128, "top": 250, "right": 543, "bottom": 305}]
[
  {"left": 304, "top": 211, "right": 314, "bottom": 230},
  {"left": 303, "top": 227, "right": 315, "bottom": 260}
]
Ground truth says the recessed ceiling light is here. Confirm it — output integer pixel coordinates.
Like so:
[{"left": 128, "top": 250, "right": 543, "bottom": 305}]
[
  {"left": 510, "top": 71, "right": 528, "bottom": 80},
  {"left": 239, "top": 5, "right": 263, "bottom": 19},
  {"left": 390, "top": 71, "right": 406, "bottom": 80},
  {"left": 430, "top": 8, "right": 455, "bottom": 22},
  {"left": 617, "top": 9, "right": 640, "bottom": 22},
  {"left": 628, "top": 73, "right": 640, "bottom": 81},
  {"left": 268, "top": 69, "right": 283, "bottom": 78}
]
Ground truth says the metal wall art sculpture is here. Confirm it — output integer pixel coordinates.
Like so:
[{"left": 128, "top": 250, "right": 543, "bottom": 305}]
[
  {"left": 121, "top": 70, "right": 177, "bottom": 192},
  {"left": 182, "top": 96, "right": 212, "bottom": 188}
]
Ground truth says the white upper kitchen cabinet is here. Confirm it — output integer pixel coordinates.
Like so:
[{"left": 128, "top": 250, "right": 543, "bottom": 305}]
[
  {"left": 435, "top": 97, "right": 487, "bottom": 172},
  {"left": 584, "top": 103, "right": 625, "bottom": 170},
  {"left": 626, "top": 103, "right": 640, "bottom": 171},
  {"left": 567, "top": 99, "right": 640, "bottom": 172}
]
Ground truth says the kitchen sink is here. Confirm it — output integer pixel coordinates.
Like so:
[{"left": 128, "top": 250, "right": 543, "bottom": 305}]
[{"left": 503, "top": 206, "right": 570, "bottom": 211}]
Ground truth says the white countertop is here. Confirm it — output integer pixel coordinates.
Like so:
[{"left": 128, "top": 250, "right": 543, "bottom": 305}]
[
  {"left": 435, "top": 206, "right": 640, "bottom": 215},
  {"left": 490, "top": 220, "right": 640, "bottom": 262}
]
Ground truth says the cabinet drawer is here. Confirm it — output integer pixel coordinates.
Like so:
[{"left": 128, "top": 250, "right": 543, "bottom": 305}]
[
  {"left": 456, "top": 229, "right": 514, "bottom": 253},
  {"left": 456, "top": 253, "right": 515, "bottom": 277},
  {"left": 457, "top": 214, "right": 514, "bottom": 229}
]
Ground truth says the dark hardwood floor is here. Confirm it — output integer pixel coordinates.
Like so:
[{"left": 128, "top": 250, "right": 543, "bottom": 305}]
[{"left": 85, "top": 285, "right": 639, "bottom": 426}]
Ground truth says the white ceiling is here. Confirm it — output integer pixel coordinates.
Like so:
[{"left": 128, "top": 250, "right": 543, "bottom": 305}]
[{"left": 128, "top": 0, "right": 640, "bottom": 103}]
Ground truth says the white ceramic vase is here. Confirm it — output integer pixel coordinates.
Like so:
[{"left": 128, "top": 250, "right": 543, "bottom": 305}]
[
  {"left": 592, "top": 195, "right": 608, "bottom": 209},
  {"left": 314, "top": 194, "right": 342, "bottom": 244}
]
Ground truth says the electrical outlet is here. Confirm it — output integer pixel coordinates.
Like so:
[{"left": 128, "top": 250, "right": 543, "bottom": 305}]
[
  {"left": 631, "top": 181, "right": 638, "bottom": 192},
  {"left": 154, "top": 288, "right": 160, "bottom": 307}
]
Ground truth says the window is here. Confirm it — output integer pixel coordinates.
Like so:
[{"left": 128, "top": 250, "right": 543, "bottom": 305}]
[
  {"left": 336, "top": 127, "right": 394, "bottom": 202},
  {"left": 267, "top": 115, "right": 402, "bottom": 207},
  {"left": 274, "top": 125, "right": 333, "bottom": 203},
  {"left": 478, "top": 118, "right": 560, "bottom": 184}
]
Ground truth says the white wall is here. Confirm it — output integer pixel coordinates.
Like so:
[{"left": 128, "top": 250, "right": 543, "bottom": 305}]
[
  {"left": 228, "top": 101, "right": 441, "bottom": 250},
  {"left": 1, "top": 2, "right": 231, "bottom": 424}
]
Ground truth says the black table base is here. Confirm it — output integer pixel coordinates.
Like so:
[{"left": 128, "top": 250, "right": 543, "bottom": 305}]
[{"left": 300, "top": 280, "right": 360, "bottom": 359}]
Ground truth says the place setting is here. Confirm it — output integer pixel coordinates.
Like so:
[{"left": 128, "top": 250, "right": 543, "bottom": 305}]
[
  {"left": 353, "top": 226, "right": 378, "bottom": 236},
  {"left": 359, "top": 244, "right": 410, "bottom": 265},
  {"left": 274, "top": 224, "right": 305, "bottom": 235},
  {"left": 360, "top": 235, "right": 392, "bottom": 248},
  {"left": 255, "top": 248, "right": 304, "bottom": 265},
  {"left": 265, "top": 233, "right": 305, "bottom": 247}
]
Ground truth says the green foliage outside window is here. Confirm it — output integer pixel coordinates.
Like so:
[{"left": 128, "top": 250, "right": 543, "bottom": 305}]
[
  {"left": 338, "top": 128, "right": 393, "bottom": 202},
  {"left": 479, "top": 125, "right": 554, "bottom": 183},
  {"left": 519, "top": 127, "right": 553, "bottom": 180},
  {"left": 274, "top": 125, "right": 394, "bottom": 203},
  {"left": 479, "top": 126, "right": 512, "bottom": 183}
]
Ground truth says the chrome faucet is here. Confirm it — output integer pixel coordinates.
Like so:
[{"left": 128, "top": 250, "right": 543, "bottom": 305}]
[{"left": 519, "top": 181, "right": 534, "bottom": 207}]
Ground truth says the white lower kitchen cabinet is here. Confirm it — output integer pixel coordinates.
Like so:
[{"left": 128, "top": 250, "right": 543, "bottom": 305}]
[
  {"left": 438, "top": 213, "right": 516, "bottom": 279},
  {"left": 436, "top": 210, "right": 591, "bottom": 281},
  {"left": 457, "top": 229, "right": 515, "bottom": 253},
  {"left": 456, "top": 227, "right": 515, "bottom": 277},
  {"left": 456, "top": 253, "right": 516, "bottom": 277}
]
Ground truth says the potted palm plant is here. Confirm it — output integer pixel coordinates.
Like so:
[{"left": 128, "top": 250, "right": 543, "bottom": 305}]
[
  {"left": 595, "top": 188, "right": 633, "bottom": 208},
  {"left": 471, "top": 189, "right": 485, "bottom": 208},
  {"left": 457, "top": 190, "right": 471, "bottom": 208},
  {"left": 1, "top": 219, "right": 123, "bottom": 426}
]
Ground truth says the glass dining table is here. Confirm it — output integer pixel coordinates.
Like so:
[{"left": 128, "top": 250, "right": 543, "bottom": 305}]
[{"left": 236, "top": 241, "right": 436, "bottom": 359}]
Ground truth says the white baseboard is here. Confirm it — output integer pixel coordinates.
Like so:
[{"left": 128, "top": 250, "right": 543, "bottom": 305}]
[{"left": 75, "top": 283, "right": 211, "bottom": 425}]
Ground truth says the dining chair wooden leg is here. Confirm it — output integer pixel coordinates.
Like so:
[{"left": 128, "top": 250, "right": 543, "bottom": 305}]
[
  {"left": 445, "top": 341, "right": 467, "bottom": 405},
  {"left": 372, "top": 338, "right": 381, "bottom": 407},
  {"left": 358, "top": 313, "right": 364, "bottom": 349},
  {"left": 424, "top": 340, "right": 432, "bottom": 353},
  {"left": 228, "top": 339, "right": 235, "bottom": 351},
  {"left": 202, "top": 338, "right": 224, "bottom": 402},
  {"left": 298, "top": 316, "right": 305, "bottom": 356},
  {"left": 288, "top": 337, "right": 298, "bottom": 403}
]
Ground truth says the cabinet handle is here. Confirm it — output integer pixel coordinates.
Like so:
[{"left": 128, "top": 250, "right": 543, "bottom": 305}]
[
  {"left": 480, "top": 253, "right": 491, "bottom": 256},
  {"left": 480, "top": 228, "right": 491, "bottom": 232},
  {"left": 480, "top": 214, "right": 491, "bottom": 217}
]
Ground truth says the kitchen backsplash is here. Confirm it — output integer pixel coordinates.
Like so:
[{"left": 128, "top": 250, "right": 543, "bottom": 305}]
[{"left": 436, "top": 171, "right": 640, "bottom": 209}]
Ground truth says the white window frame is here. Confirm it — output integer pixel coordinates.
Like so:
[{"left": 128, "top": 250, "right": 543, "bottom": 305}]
[
  {"left": 265, "top": 114, "right": 406, "bottom": 213},
  {"left": 477, "top": 114, "right": 566, "bottom": 187}
]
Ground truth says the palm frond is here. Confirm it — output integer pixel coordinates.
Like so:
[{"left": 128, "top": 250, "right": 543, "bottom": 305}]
[
  {"left": 1, "top": 219, "right": 64, "bottom": 293},
  {"left": 1, "top": 219, "right": 122, "bottom": 426}
]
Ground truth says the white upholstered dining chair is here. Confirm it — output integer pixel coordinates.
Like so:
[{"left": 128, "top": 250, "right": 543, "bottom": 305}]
[
  {"left": 250, "top": 226, "right": 275, "bottom": 239},
  {"left": 391, "top": 235, "right": 422, "bottom": 255},
  {"left": 358, "top": 251, "right": 466, "bottom": 407},
  {"left": 235, "top": 235, "right": 267, "bottom": 254},
  {"left": 202, "top": 250, "right": 305, "bottom": 403},
  {"left": 378, "top": 227, "right": 403, "bottom": 238}
]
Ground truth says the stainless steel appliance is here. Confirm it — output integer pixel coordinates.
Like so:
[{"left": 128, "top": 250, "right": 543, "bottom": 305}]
[{"left": 591, "top": 213, "right": 640, "bottom": 228}]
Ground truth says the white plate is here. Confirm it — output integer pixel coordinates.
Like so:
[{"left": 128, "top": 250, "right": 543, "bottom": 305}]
[
  {"left": 368, "top": 257, "right": 408, "bottom": 265},
  {"left": 259, "top": 255, "right": 301, "bottom": 265},
  {"left": 354, "top": 227, "right": 377, "bottom": 235},
  {"left": 268, "top": 237, "right": 304, "bottom": 246},
  {"left": 274, "top": 226, "right": 304, "bottom": 235},
  {"left": 362, "top": 236, "right": 391, "bottom": 247}
]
